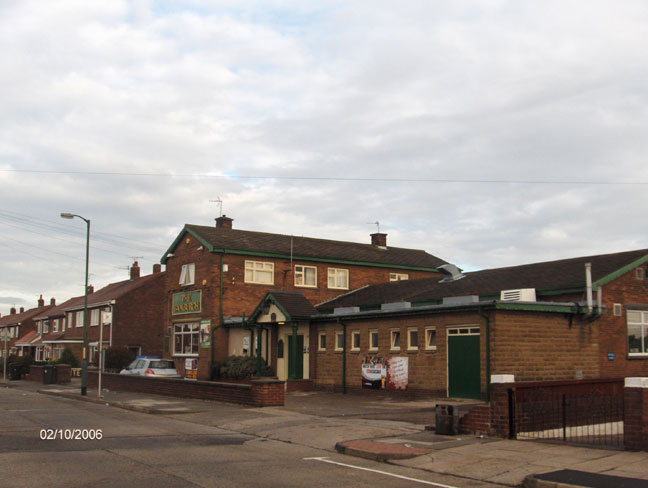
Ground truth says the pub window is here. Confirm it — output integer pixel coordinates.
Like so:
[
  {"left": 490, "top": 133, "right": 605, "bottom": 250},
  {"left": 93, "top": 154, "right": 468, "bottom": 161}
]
[
  {"left": 173, "top": 322, "right": 200, "bottom": 356},
  {"left": 318, "top": 332, "right": 326, "bottom": 351},
  {"left": 390, "top": 273, "right": 409, "bottom": 281},
  {"left": 327, "top": 268, "right": 349, "bottom": 290},
  {"left": 425, "top": 327, "right": 437, "bottom": 351},
  {"left": 369, "top": 329, "right": 379, "bottom": 351},
  {"left": 627, "top": 310, "right": 648, "bottom": 356},
  {"left": 390, "top": 329, "right": 401, "bottom": 350},
  {"left": 295, "top": 265, "right": 317, "bottom": 288},
  {"left": 407, "top": 327, "right": 419, "bottom": 351},
  {"left": 335, "top": 331, "right": 344, "bottom": 351},
  {"left": 179, "top": 263, "right": 195, "bottom": 286},
  {"left": 245, "top": 260, "right": 274, "bottom": 285},
  {"left": 351, "top": 330, "right": 361, "bottom": 351}
]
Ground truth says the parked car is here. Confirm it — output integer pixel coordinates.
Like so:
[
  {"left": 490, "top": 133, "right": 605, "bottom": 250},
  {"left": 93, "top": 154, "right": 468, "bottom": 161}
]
[{"left": 120, "top": 356, "right": 180, "bottom": 378}]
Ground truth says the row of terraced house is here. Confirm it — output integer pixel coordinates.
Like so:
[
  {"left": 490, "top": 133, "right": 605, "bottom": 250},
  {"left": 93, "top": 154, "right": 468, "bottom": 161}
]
[{"left": 2, "top": 214, "right": 648, "bottom": 400}]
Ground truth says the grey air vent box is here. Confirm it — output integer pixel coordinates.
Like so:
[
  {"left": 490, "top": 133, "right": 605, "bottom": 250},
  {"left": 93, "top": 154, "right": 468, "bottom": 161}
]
[{"left": 380, "top": 302, "right": 412, "bottom": 312}]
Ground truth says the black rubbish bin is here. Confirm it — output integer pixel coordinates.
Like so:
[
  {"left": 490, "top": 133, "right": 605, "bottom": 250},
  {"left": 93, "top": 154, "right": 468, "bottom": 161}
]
[
  {"left": 9, "top": 363, "right": 21, "bottom": 381},
  {"left": 435, "top": 404, "right": 457, "bottom": 435},
  {"left": 42, "top": 365, "right": 55, "bottom": 385}
]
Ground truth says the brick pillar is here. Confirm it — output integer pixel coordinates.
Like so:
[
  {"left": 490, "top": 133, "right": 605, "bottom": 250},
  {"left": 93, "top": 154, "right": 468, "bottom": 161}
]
[
  {"left": 490, "top": 375, "right": 515, "bottom": 438},
  {"left": 624, "top": 377, "right": 648, "bottom": 451},
  {"left": 250, "top": 378, "right": 285, "bottom": 406}
]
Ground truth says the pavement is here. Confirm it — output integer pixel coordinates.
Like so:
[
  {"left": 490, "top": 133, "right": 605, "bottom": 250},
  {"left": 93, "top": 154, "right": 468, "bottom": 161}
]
[{"left": 3, "top": 378, "right": 648, "bottom": 487}]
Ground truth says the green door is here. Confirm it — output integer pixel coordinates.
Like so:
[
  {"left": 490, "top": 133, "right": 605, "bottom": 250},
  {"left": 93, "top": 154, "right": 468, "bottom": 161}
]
[
  {"left": 288, "top": 335, "right": 304, "bottom": 379},
  {"left": 447, "top": 327, "right": 481, "bottom": 399}
]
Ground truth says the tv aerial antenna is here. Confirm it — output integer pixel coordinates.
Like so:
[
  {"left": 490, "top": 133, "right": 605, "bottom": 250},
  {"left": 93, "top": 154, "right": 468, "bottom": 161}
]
[
  {"left": 209, "top": 197, "right": 223, "bottom": 217},
  {"left": 367, "top": 221, "right": 380, "bottom": 233}
]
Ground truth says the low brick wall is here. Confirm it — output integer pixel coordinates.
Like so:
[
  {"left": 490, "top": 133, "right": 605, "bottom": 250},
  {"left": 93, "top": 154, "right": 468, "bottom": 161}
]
[
  {"left": 87, "top": 372, "right": 284, "bottom": 407},
  {"left": 286, "top": 379, "right": 314, "bottom": 392},
  {"left": 624, "top": 378, "right": 648, "bottom": 451},
  {"left": 27, "top": 365, "right": 72, "bottom": 384}
]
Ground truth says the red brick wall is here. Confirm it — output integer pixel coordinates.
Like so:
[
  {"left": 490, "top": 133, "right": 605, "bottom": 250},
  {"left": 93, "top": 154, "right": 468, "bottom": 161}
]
[
  {"left": 490, "top": 311, "right": 599, "bottom": 382},
  {"left": 624, "top": 384, "right": 648, "bottom": 451},
  {"left": 87, "top": 372, "right": 284, "bottom": 406},
  {"left": 597, "top": 268, "right": 648, "bottom": 378}
]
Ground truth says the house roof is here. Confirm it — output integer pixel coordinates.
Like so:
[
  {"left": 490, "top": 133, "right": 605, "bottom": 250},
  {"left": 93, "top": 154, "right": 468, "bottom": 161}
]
[
  {"left": 14, "top": 330, "right": 39, "bottom": 346},
  {"left": 317, "top": 248, "right": 648, "bottom": 311},
  {"left": 162, "top": 224, "right": 448, "bottom": 271},
  {"left": 0, "top": 304, "right": 54, "bottom": 327},
  {"left": 249, "top": 291, "right": 318, "bottom": 322},
  {"left": 35, "top": 272, "right": 165, "bottom": 318}
]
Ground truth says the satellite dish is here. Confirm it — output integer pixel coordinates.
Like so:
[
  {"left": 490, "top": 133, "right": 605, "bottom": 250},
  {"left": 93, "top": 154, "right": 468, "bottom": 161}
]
[{"left": 438, "top": 263, "right": 466, "bottom": 283}]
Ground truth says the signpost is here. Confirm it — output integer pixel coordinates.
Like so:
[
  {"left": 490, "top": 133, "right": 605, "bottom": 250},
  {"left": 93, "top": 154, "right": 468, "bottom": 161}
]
[{"left": 1, "top": 328, "right": 11, "bottom": 383}]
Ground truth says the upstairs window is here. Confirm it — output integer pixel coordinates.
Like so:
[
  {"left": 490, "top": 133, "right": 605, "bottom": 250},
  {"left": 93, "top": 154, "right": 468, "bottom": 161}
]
[
  {"left": 245, "top": 260, "right": 274, "bottom": 285},
  {"left": 76, "top": 311, "right": 84, "bottom": 327},
  {"left": 179, "top": 263, "right": 195, "bottom": 286},
  {"left": 52, "top": 320, "right": 59, "bottom": 333},
  {"left": 43, "top": 320, "right": 49, "bottom": 334},
  {"left": 91, "top": 309, "right": 100, "bottom": 326},
  {"left": 328, "top": 268, "right": 349, "bottom": 290},
  {"left": 295, "top": 265, "right": 317, "bottom": 287}
]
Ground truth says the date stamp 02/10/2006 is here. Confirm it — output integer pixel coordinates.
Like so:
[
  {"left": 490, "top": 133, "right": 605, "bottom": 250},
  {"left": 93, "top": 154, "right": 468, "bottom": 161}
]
[{"left": 40, "top": 429, "right": 103, "bottom": 440}]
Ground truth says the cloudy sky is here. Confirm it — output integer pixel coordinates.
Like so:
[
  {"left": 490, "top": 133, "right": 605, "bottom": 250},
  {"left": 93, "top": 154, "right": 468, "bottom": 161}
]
[{"left": 1, "top": 0, "right": 648, "bottom": 314}]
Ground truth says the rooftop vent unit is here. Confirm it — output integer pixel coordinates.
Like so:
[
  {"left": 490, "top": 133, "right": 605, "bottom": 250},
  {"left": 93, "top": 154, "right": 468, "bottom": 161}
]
[
  {"left": 333, "top": 306, "right": 360, "bottom": 315},
  {"left": 500, "top": 288, "right": 536, "bottom": 302},
  {"left": 438, "top": 263, "right": 466, "bottom": 283},
  {"left": 380, "top": 301, "right": 411, "bottom": 312},
  {"left": 443, "top": 295, "right": 479, "bottom": 305}
]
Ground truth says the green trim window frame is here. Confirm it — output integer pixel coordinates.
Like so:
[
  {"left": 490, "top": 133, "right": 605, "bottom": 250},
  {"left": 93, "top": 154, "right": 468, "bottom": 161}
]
[
  {"left": 179, "top": 263, "right": 195, "bottom": 286},
  {"left": 627, "top": 310, "right": 648, "bottom": 357},
  {"left": 295, "top": 265, "right": 317, "bottom": 288},
  {"left": 369, "top": 329, "right": 379, "bottom": 351},
  {"left": 173, "top": 321, "right": 200, "bottom": 356},
  {"left": 390, "top": 273, "right": 409, "bottom": 281},
  {"left": 390, "top": 329, "right": 401, "bottom": 351},
  {"left": 407, "top": 327, "right": 419, "bottom": 351},
  {"left": 318, "top": 331, "right": 326, "bottom": 351},
  {"left": 328, "top": 268, "right": 349, "bottom": 290},
  {"left": 425, "top": 327, "right": 437, "bottom": 351},
  {"left": 245, "top": 260, "right": 274, "bottom": 285},
  {"left": 335, "top": 331, "right": 344, "bottom": 351},
  {"left": 351, "top": 330, "right": 361, "bottom": 351}
]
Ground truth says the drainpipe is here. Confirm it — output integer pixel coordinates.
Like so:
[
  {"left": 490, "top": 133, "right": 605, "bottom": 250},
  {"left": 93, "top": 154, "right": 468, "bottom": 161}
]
[
  {"left": 211, "top": 252, "right": 227, "bottom": 369},
  {"left": 337, "top": 318, "right": 347, "bottom": 394},
  {"left": 477, "top": 308, "right": 491, "bottom": 401},
  {"left": 596, "top": 285, "right": 603, "bottom": 315},
  {"left": 585, "top": 262, "right": 593, "bottom": 315}
]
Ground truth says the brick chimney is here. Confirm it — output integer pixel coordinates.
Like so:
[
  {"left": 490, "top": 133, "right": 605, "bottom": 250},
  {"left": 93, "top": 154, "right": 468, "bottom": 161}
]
[
  {"left": 153, "top": 263, "right": 162, "bottom": 274},
  {"left": 371, "top": 232, "right": 387, "bottom": 247},
  {"left": 130, "top": 261, "right": 141, "bottom": 280},
  {"left": 87, "top": 285, "right": 94, "bottom": 294},
  {"left": 50, "top": 298, "right": 56, "bottom": 306},
  {"left": 19, "top": 307, "right": 24, "bottom": 313},
  {"left": 38, "top": 295, "right": 45, "bottom": 307},
  {"left": 10, "top": 307, "right": 16, "bottom": 315},
  {"left": 215, "top": 214, "right": 233, "bottom": 229}
]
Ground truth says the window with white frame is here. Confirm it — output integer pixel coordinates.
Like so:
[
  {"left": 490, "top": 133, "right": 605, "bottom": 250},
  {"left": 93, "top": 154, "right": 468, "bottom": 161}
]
[
  {"left": 35, "top": 346, "right": 45, "bottom": 362},
  {"left": 43, "top": 320, "right": 49, "bottom": 334},
  {"left": 90, "top": 309, "right": 100, "bottom": 326},
  {"left": 390, "top": 273, "right": 409, "bottom": 281},
  {"left": 318, "top": 331, "right": 326, "bottom": 351},
  {"left": 335, "top": 331, "right": 344, "bottom": 351},
  {"left": 425, "top": 327, "right": 437, "bottom": 351},
  {"left": 179, "top": 263, "right": 195, "bottom": 286},
  {"left": 76, "top": 311, "right": 84, "bottom": 327},
  {"left": 245, "top": 260, "right": 274, "bottom": 285},
  {"left": 173, "top": 322, "right": 200, "bottom": 356},
  {"left": 369, "top": 329, "right": 379, "bottom": 351},
  {"left": 407, "top": 327, "right": 419, "bottom": 351},
  {"left": 52, "top": 319, "right": 59, "bottom": 333},
  {"left": 627, "top": 310, "right": 648, "bottom": 356},
  {"left": 390, "top": 329, "right": 401, "bottom": 350},
  {"left": 67, "top": 313, "right": 73, "bottom": 329},
  {"left": 37, "top": 322, "right": 42, "bottom": 334},
  {"left": 327, "top": 268, "right": 349, "bottom": 289},
  {"left": 53, "top": 346, "right": 64, "bottom": 360},
  {"left": 295, "top": 265, "right": 317, "bottom": 287},
  {"left": 351, "top": 330, "right": 361, "bottom": 351}
]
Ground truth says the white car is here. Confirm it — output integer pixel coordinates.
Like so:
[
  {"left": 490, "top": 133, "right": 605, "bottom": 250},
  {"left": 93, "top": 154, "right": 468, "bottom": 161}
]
[{"left": 120, "top": 357, "right": 181, "bottom": 378}]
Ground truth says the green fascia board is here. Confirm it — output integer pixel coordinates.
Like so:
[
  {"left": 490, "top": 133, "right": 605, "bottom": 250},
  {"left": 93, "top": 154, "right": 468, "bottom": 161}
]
[
  {"left": 593, "top": 254, "right": 648, "bottom": 289},
  {"left": 206, "top": 247, "right": 439, "bottom": 272},
  {"left": 494, "top": 302, "right": 578, "bottom": 313},
  {"left": 160, "top": 226, "right": 215, "bottom": 264}
]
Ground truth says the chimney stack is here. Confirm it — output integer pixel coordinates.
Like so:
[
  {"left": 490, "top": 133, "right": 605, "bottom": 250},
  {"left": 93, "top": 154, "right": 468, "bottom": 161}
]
[
  {"left": 130, "top": 261, "right": 141, "bottom": 280},
  {"left": 215, "top": 214, "right": 233, "bottom": 229},
  {"left": 371, "top": 232, "right": 387, "bottom": 247},
  {"left": 153, "top": 263, "right": 162, "bottom": 274},
  {"left": 38, "top": 294, "right": 45, "bottom": 307},
  {"left": 19, "top": 307, "right": 24, "bottom": 313},
  {"left": 87, "top": 285, "right": 94, "bottom": 294},
  {"left": 50, "top": 298, "right": 56, "bottom": 306},
  {"left": 10, "top": 307, "right": 16, "bottom": 315}
]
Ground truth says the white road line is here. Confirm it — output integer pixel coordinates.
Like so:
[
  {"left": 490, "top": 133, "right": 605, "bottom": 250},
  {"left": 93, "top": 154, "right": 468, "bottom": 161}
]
[{"left": 304, "top": 457, "right": 460, "bottom": 488}]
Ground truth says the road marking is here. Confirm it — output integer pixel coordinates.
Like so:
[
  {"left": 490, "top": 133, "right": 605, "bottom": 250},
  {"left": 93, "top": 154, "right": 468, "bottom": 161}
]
[{"left": 304, "top": 457, "right": 460, "bottom": 488}]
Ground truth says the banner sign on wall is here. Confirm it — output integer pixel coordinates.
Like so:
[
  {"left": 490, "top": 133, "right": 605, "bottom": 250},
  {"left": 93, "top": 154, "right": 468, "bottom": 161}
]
[
  {"left": 172, "top": 290, "right": 202, "bottom": 315},
  {"left": 361, "top": 356, "right": 408, "bottom": 390},
  {"left": 199, "top": 320, "right": 211, "bottom": 348},
  {"left": 387, "top": 357, "right": 409, "bottom": 390}
]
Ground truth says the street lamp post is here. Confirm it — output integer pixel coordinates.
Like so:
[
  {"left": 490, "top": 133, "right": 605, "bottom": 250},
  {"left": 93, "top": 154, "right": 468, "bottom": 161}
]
[{"left": 60, "top": 212, "right": 90, "bottom": 396}]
